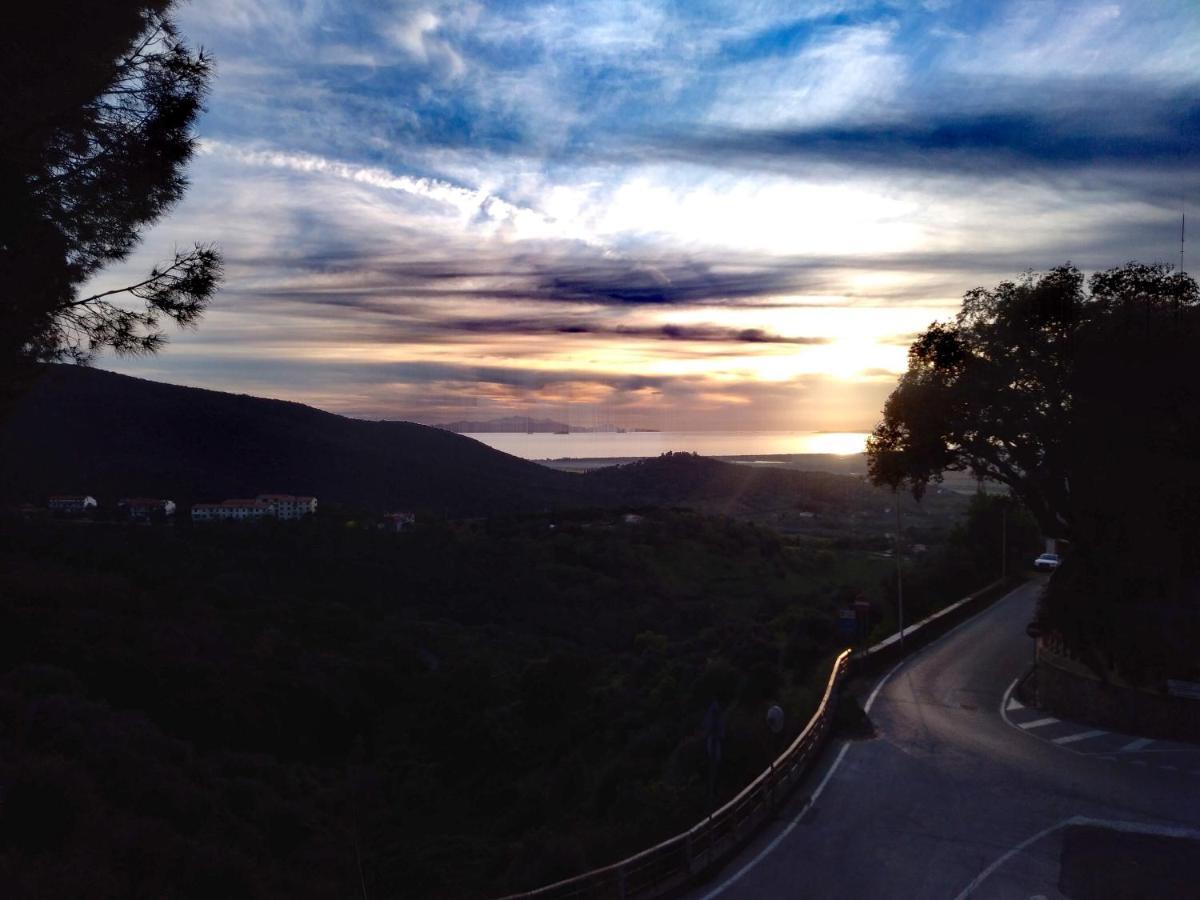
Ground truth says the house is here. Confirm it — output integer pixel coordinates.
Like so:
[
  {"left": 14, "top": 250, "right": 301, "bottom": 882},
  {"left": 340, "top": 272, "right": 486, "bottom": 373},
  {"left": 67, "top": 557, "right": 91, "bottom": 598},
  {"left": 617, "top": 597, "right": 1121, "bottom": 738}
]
[
  {"left": 118, "top": 497, "right": 176, "bottom": 521},
  {"left": 47, "top": 495, "right": 97, "bottom": 516},
  {"left": 191, "top": 499, "right": 272, "bottom": 522},
  {"left": 256, "top": 494, "right": 317, "bottom": 520},
  {"left": 382, "top": 511, "right": 415, "bottom": 532},
  {"left": 191, "top": 494, "right": 317, "bottom": 523}
]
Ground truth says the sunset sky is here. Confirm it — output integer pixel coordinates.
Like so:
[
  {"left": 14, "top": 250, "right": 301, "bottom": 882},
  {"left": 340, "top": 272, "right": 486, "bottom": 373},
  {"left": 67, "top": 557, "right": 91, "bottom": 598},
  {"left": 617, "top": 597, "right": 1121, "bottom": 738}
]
[{"left": 91, "top": 0, "right": 1199, "bottom": 431}]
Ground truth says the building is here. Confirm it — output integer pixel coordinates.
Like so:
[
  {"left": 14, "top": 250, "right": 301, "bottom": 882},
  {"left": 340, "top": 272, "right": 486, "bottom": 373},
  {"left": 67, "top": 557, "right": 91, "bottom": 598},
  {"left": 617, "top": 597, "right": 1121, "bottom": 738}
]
[
  {"left": 191, "top": 499, "right": 272, "bottom": 522},
  {"left": 118, "top": 498, "right": 176, "bottom": 521},
  {"left": 47, "top": 495, "right": 97, "bottom": 516},
  {"left": 256, "top": 494, "right": 317, "bottom": 521},
  {"left": 382, "top": 511, "right": 415, "bottom": 532},
  {"left": 191, "top": 494, "right": 317, "bottom": 523}
]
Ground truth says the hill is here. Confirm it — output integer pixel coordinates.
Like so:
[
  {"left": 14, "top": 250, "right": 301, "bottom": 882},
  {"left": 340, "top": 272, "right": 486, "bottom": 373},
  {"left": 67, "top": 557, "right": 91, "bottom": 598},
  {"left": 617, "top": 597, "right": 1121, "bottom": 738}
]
[
  {"left": 0, "top": 365, "right": 588, "bottom": 516},
  {"left": 434, "top": 415, "right": 572, "bottom": 433},
  {"left": 0, "top": 367, "right": 896, "bottom": 522}
]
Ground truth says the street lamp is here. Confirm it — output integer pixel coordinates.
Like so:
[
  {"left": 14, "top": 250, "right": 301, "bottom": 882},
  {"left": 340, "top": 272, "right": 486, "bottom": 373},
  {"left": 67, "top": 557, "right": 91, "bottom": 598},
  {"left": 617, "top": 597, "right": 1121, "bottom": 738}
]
[{"left": 894, "top": 490, "right": 905, "bottom": 647}]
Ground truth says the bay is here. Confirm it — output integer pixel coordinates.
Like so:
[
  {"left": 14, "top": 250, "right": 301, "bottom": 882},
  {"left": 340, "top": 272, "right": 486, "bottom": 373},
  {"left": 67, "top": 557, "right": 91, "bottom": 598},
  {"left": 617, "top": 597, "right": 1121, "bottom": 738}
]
[{"left": 461, "top": 430, "right": 869, "bottom": 460}]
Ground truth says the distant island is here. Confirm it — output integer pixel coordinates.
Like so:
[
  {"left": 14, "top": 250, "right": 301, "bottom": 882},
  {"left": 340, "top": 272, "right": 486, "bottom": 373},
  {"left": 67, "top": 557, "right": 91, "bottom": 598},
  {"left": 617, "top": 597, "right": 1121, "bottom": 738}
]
[{"left": 433, "top": 416, "right": 658, "bottom": 434}]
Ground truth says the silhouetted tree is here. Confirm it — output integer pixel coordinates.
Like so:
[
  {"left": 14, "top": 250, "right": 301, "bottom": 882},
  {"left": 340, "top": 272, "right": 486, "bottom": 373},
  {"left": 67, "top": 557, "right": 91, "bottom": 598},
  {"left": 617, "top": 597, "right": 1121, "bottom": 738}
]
[
  {"left": 0, "top": 2, "right": 221, "bottom": 409},
  {"left": 869, "top": 262, "right": 1200, "bottom": 680},
  {"left": 867, "top": 263, "right": 1198, "bottom": 537}
]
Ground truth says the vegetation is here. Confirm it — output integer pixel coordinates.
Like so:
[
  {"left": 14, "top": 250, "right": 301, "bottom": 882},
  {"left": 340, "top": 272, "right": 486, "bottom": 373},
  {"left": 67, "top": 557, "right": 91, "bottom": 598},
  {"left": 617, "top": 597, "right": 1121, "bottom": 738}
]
[
  {"left": 868, "top": 262, "right": 1200, "bottom": 682},
  {"left": 0, "top": 449, "right": 1026, "bottom": 900},
  {"left": 0, "top": 511, "right": 883, "bottom": 898},
  {"left": 1, "top": 2, "right": 220, "bottom": 413},
  {"left": 883, "top": 492, "right": 1041, "bottom": 637}
]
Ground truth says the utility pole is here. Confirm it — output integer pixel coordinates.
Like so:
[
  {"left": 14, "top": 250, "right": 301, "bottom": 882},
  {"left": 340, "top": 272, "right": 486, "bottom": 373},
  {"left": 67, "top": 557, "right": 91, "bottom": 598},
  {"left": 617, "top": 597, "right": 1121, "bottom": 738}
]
[
  {"left": 894, "top": 491, "right": 905, "bottom": 647},
  {"left": 1001, "top": 499, "right": 1008, "bottom": 579}
]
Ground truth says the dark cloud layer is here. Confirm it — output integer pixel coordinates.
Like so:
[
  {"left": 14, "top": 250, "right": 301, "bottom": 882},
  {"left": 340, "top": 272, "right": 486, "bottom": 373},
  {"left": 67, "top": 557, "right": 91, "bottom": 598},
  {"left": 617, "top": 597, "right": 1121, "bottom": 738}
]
[
  {"left": 447, "top": 318, "right": 829, "bottom": 344},
  {"left": 652, "top": 89, "right": 1200, "bottom": 175}
]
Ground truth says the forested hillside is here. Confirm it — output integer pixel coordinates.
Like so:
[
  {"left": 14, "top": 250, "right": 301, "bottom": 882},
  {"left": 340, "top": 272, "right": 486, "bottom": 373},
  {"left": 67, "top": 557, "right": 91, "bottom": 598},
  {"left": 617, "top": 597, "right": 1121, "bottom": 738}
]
[{"left": 0, "top": 512, "right": 881, "bottom": 898}]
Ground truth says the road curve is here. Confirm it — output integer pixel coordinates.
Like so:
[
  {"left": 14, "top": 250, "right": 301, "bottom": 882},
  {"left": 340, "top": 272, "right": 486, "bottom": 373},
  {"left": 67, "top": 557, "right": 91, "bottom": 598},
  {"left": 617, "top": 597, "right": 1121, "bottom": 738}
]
[{"left": 686, "top": 579, "right": 1200, "bottom": 899}]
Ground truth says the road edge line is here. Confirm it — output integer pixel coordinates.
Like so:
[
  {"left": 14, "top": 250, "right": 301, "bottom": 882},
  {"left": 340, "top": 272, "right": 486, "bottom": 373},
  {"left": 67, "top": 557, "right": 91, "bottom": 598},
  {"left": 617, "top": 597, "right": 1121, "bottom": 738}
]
[{"left": 693, "top": 742, "right": 852, "bottom": 900}]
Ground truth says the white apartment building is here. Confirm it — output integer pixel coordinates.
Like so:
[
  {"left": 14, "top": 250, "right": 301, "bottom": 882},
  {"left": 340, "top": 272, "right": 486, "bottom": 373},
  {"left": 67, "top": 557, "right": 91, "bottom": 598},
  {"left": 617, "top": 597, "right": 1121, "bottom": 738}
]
[
  {"left": 191, "top": 494, "right": 317, "bottom": 523},
  {"left": 191, "top": 499, "right": 272, "bottom": 522},
  {"left": 48, "top": 495, "right": 97, "bottom": 515},
  {"left": 256, "top": 494, "right": 318, "bottom": 520}
]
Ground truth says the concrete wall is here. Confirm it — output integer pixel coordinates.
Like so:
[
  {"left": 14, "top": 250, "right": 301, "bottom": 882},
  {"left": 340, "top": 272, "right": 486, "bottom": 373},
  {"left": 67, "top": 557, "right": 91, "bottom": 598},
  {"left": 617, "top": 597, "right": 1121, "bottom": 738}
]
[{"left": 1036, "top": 651, "right": 1200, "bottom": 742}]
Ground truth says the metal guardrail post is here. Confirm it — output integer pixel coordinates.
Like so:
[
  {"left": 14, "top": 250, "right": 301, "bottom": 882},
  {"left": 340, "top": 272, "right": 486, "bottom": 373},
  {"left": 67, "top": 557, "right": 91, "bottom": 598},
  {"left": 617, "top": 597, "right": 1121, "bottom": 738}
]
[{"left": 617, "top": 863, "right": 626, "bottom": 900}]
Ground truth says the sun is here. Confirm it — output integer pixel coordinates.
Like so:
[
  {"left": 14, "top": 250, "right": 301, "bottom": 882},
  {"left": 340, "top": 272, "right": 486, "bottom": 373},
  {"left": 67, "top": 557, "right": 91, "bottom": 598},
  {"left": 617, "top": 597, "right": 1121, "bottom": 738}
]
[{"left": 806, "top": 432, "right": 868, "bottom": 455}]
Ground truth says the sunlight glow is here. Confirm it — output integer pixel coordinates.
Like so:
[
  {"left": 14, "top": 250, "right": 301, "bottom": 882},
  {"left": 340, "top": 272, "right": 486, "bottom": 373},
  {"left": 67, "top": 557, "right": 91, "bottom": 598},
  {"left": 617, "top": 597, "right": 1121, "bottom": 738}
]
[{"left": 805, "top": 432, "right": 869, "bottom": 455}]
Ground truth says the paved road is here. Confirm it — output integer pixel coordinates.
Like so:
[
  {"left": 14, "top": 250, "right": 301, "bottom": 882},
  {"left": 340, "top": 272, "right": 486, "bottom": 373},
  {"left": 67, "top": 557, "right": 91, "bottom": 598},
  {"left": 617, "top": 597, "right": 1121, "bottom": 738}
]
[{"left": 686, "top": 579, "right": 1200, "bottom": 899}]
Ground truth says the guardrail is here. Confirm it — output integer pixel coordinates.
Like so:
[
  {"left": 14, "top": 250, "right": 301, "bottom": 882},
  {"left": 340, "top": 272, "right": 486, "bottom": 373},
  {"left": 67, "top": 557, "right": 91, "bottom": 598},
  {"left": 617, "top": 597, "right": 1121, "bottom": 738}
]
[
  {"left": 498, "top": 575, "right": 1022, "bottom": 900},
  {"left": 497, "top": 648, "right": 854, "bottom": 900}
]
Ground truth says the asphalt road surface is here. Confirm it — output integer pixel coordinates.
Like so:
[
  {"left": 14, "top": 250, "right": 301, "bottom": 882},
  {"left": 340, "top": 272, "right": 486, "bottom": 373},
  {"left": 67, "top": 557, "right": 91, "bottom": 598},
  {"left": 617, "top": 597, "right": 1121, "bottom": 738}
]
[{"left": 686, "top": 579, "right": 1200, "bottom": 899}]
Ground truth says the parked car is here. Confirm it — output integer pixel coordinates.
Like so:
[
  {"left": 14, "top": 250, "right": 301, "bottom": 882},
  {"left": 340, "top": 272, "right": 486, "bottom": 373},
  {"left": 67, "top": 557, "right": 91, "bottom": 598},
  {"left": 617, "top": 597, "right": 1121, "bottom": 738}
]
[{"left": 1033, "top": 552, "right": 1061, "bottom": 572}]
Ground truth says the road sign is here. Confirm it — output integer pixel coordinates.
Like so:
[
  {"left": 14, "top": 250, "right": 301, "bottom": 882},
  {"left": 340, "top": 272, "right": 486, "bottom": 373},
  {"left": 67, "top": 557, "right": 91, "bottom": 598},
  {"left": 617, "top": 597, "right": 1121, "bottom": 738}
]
[{"left": 838, "top": 609, "right": 857, "bottom": 637}]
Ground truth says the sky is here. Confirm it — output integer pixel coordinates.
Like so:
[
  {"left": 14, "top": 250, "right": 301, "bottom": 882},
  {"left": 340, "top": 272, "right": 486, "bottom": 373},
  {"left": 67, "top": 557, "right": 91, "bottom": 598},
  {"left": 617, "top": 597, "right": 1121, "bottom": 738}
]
[{"left": 92, "top": 0, "right": 1200, "bottom": 431}]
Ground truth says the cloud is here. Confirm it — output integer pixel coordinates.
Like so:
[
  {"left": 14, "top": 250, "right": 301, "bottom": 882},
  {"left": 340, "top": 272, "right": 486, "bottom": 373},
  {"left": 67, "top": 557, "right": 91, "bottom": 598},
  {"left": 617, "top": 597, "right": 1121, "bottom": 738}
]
[
  {"left": 650, "top": 90, "right": 1200, "bottom": 176},
  {"left": 86, "top": 0, "right": 1200, "bottom": 435},
  {"left": 442, "top": 318, "right": 830, "bottom": 344}
]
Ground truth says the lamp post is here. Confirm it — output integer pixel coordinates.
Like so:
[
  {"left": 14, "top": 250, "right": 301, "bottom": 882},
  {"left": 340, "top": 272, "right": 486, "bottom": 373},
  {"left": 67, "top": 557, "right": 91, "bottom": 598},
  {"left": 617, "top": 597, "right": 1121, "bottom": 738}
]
[
  {"left": 894, "top": 491, "right": 905, "bottom": 647},
  {"left": 1001, "top": 498, "right": 1008, "bottom": 579}
]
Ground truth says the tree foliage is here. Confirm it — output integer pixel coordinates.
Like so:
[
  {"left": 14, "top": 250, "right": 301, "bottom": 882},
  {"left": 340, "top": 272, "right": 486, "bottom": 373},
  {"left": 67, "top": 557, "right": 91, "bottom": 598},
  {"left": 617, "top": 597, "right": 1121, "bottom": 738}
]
[
  {"left": 867, "top": 263, "right": 1198, "bottom": 537},
  {"left": 0, "top": 512, "right": 881, "bottom": 899},
  {"left": 0, "top": 2, "right": 220, "bottom": 394},
  {"left": 869, "top": 262, "right": 1200, "bottom": 680}
]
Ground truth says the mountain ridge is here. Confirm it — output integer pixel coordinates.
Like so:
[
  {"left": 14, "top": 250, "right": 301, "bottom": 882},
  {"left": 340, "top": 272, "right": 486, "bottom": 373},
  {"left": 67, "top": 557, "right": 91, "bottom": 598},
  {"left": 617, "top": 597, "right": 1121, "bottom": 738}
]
[
  {"left": 0, "top": 365, "right": 588, "bottom": 515},
  {"left": 0, "top": 365, "right": 868, "bottom": 519}
]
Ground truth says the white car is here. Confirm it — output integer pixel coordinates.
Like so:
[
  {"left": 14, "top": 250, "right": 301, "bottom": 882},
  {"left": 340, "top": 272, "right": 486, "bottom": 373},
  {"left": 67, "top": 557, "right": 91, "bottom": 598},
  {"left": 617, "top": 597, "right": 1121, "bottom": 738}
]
[{"left": 1033, "top": 553, "right": 1061, "bottom": 572}]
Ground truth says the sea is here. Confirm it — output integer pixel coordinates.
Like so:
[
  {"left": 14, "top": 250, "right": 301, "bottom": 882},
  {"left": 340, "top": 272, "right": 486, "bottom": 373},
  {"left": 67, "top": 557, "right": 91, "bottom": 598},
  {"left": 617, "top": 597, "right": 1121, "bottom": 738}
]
[{"left": 461, "top": 431, "right": 870, "bottom": 461}]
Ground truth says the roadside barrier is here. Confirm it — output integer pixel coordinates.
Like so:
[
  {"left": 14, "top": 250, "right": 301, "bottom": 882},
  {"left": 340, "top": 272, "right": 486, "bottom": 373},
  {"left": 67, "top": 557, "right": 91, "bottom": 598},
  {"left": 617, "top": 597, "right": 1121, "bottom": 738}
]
[
  {"left": 497, "top": 648, "right": 853, "bottom": 900},
  {"left": 497, "top": 575, "right": 1022, "bottom": 899}
]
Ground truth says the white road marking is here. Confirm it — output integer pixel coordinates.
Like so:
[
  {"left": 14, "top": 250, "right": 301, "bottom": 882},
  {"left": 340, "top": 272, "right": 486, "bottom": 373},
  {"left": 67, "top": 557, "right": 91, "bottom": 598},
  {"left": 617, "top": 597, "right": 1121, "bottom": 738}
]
[
  {"left": 954, "top": 816, "right": 1200, "bottom": 899},
  {"left": 1006, "top": 696, "right": 1025, "bottom": 711},
  {"left": 952, "top": 818, "right": 1072, "bottom": 900},
  {"left": 1120, "top": 737, "right": 1154, "bottom": 752},
  {"left": 999, "top": 678, "right": 1020, "bottom": 725},
  {"left": 1019, "top": 717, "right": 1060, "bottom": 730},
  {"left": 692, "top": 742, "right": 851, "bottom": 900},
  {"left": 1052, "top": 729, "right": 1107, "bottom": 745}
]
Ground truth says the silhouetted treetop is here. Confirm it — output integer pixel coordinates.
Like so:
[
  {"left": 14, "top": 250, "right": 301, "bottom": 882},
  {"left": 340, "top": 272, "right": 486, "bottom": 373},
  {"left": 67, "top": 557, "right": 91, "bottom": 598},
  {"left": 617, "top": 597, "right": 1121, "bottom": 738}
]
[{"left": 1, "top": 2, "right": 221, "bottom": 401}]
